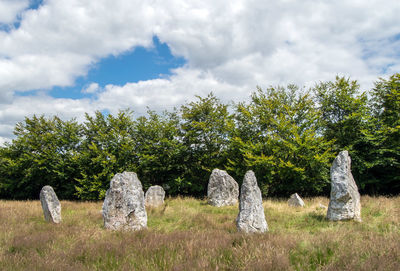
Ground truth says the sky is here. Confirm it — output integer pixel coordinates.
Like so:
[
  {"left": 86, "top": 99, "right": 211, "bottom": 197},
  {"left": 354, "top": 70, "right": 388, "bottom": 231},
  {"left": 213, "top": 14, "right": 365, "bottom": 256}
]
[{"left": 0, "top": 0, "right": 399, "bottom": 145}]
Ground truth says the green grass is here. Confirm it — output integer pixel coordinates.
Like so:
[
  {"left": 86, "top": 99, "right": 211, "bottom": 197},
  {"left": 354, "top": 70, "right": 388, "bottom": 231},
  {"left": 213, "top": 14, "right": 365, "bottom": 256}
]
[{"left": 0, "top": 196, "right": 399, "bottom": 270}]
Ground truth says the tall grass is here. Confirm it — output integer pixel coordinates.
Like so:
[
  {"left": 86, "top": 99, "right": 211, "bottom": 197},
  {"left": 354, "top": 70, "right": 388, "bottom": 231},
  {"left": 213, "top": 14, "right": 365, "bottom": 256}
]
[{"left": 0, "top": 196, "right": 399, "bottom": 270}]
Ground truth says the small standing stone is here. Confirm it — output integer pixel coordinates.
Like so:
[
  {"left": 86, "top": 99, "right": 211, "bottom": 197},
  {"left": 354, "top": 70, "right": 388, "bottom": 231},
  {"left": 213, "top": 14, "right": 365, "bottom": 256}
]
[
  {"left": 145, "top": 185, "right": 165, "bottom": 207},
  {"left": 102, "top": 172, "right": 147, "bottom": 230},
  {"left": 40, "top": 185, "right": 61, "bottom": 223},
  {"left": 288, "top": 193, "right": 305, "bottom": 207},
  {"left": 236, "top": 170, "right": 268, "bottom": 233},
  {"left": 207, "top": 169, "right": 239, "bottom": 207},
  {"left": 327, "top": 151, "right": 361, "bottom": 222}
]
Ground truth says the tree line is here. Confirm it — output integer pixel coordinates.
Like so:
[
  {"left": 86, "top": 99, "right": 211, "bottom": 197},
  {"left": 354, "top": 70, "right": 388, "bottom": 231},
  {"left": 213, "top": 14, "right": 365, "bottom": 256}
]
[{"left": 0, "top": 74, "right": 399, "bottom": 200}]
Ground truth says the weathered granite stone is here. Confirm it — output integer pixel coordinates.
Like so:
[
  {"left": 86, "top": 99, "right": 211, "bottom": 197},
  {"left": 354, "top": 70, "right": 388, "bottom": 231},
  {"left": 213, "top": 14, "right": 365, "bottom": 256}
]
[
  {"left": 40, "top": 185, "right": 61, "bottom": 223},
  {"left": 102, "top": 172, "right": 147, "bottom": 230},
  {"left": 145, "top": 185, "right": 165, "bottom": 207},
  {"left": 288, "top": 193, "right": 305, "bottom": 207},
  {"left": 207, "top": 169, "right": 239, "bottom": 207},
  {"left": 327, "top": 151, "right": 361, "bottom": 222},
  {"left": 236, "top": 170, "right": 268, "bottom": 233}
]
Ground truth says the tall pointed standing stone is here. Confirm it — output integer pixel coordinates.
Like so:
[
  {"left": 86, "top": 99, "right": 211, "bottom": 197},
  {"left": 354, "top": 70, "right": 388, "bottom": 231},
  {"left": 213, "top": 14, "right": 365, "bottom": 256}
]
[
  {"left": 207, "top": 169, "right": 239, "bottom": 207},
  {"left": 327, "top": 151, "right": 361, "bottom": 222},
  {"left": 236, "top": 170, "right": 268, "bottom": 233},
  {"left": 102, "top": 172, "right": 147, "bottom": 230},
  {"left": 40, "top": 185, "right": 61, "bottom": 223},
  {"left": 145, "top": 185, "right": 165, "bottom": 207}
]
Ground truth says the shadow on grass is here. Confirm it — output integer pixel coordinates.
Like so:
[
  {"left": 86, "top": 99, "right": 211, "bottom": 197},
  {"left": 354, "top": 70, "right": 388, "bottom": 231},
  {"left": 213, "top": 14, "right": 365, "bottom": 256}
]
[
  {"left": 295, "top": 212, "right": 332, "bottom": 232},
  {"left": 307, "top": 213, "right": 326, "bottom": 222}
]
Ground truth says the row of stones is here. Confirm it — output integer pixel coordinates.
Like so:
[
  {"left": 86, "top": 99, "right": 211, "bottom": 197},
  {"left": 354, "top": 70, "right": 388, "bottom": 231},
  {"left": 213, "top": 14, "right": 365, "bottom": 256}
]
[
  {"left": 40, "top": 150, "right": 361, "bottom": 233},
  {"left": 39, "top": 183, "right": 165, "bottom": 225},
  {"left": 209, "top": 168, "right": 307, "bottom": 208},
  {"left": 206, "top": 150, "right": 361, "bottom": 225}
]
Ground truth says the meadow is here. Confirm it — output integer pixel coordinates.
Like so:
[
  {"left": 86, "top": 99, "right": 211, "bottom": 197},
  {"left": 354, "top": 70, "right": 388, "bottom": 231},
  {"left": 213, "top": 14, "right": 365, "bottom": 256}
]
[{"left": 0, "top": 196, "right": 399, "bottom": 270}]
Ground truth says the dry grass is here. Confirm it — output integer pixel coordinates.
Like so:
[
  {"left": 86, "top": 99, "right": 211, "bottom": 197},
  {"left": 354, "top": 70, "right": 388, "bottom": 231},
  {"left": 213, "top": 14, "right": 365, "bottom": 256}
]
[{"left": 0, "top": 196, "right": 399, "bottom": 270}]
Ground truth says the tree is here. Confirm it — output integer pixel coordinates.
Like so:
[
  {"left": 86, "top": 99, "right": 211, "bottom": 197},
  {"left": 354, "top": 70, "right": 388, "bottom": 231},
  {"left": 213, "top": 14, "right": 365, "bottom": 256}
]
[
  {"left": 312, "top": 75, "right": 400, "bottom": 194},
  {"left": 0, "top": 115, "right": 81, "bottom": 199},
  {"left": 75, "top": 110, "right": 136, "bottom": 200},
  {"left": 228, "top": 85, "right": 334, "bottom": 196},
  {"left": 1, "top": 74, "right": 398, "bottom": 199},
  {"left": 132, "top": 110, "right": 186, "bottom": 194},
  {"left": 180, "top": 93, "right": 234, "bottom": 195},
  {"left": 312, "top": 76, "right": 375, "bottom": 191},
  {"left": 313, "top": 76, "right": 369, "bottom": 150},
  {"left": 355, "top": 73, "right": 400, "bottom": 194}
]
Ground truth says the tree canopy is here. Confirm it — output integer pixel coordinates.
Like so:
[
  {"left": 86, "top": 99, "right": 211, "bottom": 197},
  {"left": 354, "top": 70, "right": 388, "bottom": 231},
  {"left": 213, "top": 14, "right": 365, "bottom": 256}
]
[{"left": 1, "top": 74, "right": 399, "bottom": 199}]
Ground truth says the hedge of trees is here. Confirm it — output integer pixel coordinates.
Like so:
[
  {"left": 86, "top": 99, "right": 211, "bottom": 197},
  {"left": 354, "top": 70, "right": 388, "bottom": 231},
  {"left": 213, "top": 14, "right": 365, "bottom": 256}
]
[{"left": 0, "top": 74, "right": 399, "bottom": 200}]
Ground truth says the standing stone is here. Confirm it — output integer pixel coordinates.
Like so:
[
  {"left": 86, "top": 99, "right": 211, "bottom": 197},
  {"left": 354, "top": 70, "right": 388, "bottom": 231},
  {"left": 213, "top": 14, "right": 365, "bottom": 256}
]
[
  {"left": 102, "top": 172, "right": 147, "bottom": 230},
  {"left": 40, "top": 185, "right": 61, "bottom": 223},
  {"left": 236, "top": 170, "right": 268, "bottom": 233},
  {"left": 288, "top": 193, "right": 305, "bottom": 207},
  {"left": 327, "top": 151, "right": 361, "bottom": 222},
  {"left": 207, "top": 169, "right": 239, "bottom": 207},
  {"left": 145, "top": 185, "right": 165, "bottom": 207}
]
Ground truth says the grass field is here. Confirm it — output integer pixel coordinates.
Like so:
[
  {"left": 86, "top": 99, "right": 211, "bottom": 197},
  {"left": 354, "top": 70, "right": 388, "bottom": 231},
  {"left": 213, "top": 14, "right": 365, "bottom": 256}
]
[{"left": 0, "top": 196, "right": 399, "bottom": 270}]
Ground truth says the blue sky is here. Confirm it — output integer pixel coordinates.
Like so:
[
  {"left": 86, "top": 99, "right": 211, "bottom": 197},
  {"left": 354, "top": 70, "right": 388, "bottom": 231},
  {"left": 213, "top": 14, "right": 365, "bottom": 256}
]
[
  {"left": 49, "top": 36, "right": 186, "bottom": 99},
  {"left": 0, "top": 0, "right": 399, "bottom": 144},
  {"left": 15, "top": 35, "right": 186, "bottom": 99}
]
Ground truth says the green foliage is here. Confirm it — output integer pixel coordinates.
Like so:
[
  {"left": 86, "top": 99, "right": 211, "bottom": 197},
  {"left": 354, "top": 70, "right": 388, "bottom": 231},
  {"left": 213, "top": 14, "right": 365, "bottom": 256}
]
[
  {"left": 313, "top": 76, "right": 369, "bottom": 150},
  {"left": 228, "top": 85, "right": 334, "bottom": 196},
  {"left": 132, "top": 110, "right": 186, "bottom": 194},
  {"left": 0, "top": 74, "right": 399, "bottom": 199},
  {"left": 372, "top": 73, "right": 400, "bottom": 126},
  {"left": 180, "top": 93, "right": 233, "bottom": 195},
  {"left": 354, "top": 74, "right": 400, "bottom": 194},
  {"left": 312, "top": 76, "right": 371, "bottom": 192},
  {"left": 0, "top": 115, "right": 81, "bottom": 199},
  {"left": 313, "top": 74, "right": 400, "bottom": 195},
  {"left": 75, "top": 110, "right": 136, "bottom": 200}
]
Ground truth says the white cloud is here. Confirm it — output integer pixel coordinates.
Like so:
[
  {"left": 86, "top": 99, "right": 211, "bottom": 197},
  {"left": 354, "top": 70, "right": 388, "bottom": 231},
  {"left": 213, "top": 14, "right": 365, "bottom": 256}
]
[
  {"left": 0, "top": 0, "right": 400, "bottom": 144},
  {"left": 0, "top": 0, "right": 29, "bottom": 24},
  {"left": 0, "top": 0, "right": 157, "bottom": 93},
  {"left": 82, "top": 82, "right": 100, "bottom": 94},
  {"left": 0, "top": 53, "right": 92, "bottom": 92},
  {"left": 96, "top": 68, "right": 244, "bottom": 115},
  {"left": 0, "top": 93, "right": 97, "bottom": 145}
]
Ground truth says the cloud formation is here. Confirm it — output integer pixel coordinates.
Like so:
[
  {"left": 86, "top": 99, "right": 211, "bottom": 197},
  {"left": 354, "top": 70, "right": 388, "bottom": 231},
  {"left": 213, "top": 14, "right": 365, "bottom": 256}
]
[
  {"left": 82, "top": 82, "right": 100, "bottom": 94},
  {"left": 0, "top": 0, "right": 400, "bottom": 144},
  {"left": 0, "top": 0, "right": 29, "bottom": 24}
]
